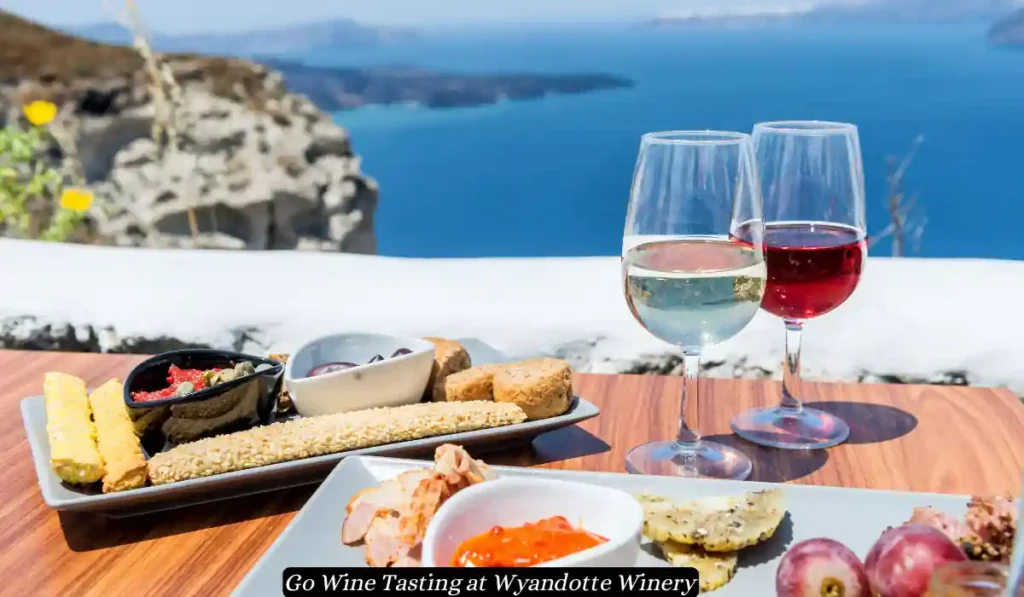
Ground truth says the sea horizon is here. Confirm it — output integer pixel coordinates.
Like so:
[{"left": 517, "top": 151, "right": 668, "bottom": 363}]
[{"left": 326, "top": 22, "right": 1023, "bottom": 260}]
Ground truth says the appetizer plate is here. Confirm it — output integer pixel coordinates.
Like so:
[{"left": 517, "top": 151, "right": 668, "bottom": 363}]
[
  {"left": 20, "top": 339, "right": 599, "bottom": 517},
  {"left": 234, "top": 456, "right": 987, "bottom": 597}
]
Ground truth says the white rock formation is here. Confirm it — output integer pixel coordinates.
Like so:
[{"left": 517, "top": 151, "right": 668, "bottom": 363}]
[{"left": 0, "top": 56, "right": 378, "bottom": 252}]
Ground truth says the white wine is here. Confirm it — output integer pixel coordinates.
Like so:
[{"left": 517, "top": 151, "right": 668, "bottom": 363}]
[{"left": 623, "top": 238, "right": 766, "bottom": 351}]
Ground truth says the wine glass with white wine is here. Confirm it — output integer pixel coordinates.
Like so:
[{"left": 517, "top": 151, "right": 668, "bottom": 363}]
[{"left": 621, "top": 131, "right": 765, "bottom": 480}]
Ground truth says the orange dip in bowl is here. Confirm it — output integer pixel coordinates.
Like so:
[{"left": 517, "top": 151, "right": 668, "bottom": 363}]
[{"left": 451, "top": 515, "right": 608, "bottom": 567}]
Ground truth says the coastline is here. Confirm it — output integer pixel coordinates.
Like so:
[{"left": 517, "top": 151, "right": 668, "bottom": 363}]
[{"left": 262, "top": 58, "right": 634, "bottom": 111}]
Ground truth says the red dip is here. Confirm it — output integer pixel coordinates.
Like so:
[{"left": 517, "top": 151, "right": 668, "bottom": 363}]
[{"left": 130, "top": 364, "right": 216, "bottom": 403}]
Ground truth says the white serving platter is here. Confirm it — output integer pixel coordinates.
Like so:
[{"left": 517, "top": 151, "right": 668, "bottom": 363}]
[
  {"left": 234, "top": 455, "right": 1004, "bottom": 597},
  {"left": 21, "top": 339, "right": 598, "bottom": 517}
]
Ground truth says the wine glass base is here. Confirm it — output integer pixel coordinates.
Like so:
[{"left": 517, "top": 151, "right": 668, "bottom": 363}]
[
  {"left": 625, "top": 440, "right": 752, "bottom": 480},
  {"left": 730, "top": 406, "right": 850, "bottom": 450}
]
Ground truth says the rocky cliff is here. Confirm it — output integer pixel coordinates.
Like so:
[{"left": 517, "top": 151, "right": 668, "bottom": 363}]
[{"left": 0, "top": 11, "right": 377, "bottom": 251}]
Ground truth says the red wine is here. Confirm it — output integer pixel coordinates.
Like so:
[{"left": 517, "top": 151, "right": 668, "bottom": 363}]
[{"left": 759, "top": 222, "right": 865, "bottom": 320}]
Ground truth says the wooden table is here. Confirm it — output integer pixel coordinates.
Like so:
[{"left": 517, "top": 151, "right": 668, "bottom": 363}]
[{"left": 0, "top": 350, "right": 1021, "bottom": 596}]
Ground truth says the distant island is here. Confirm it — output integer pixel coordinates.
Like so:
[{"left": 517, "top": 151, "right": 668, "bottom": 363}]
[
  {"left": 258, "top": 59, "right": 632, "bottom": 111},
  {"left": 989, "top": 8, "right": 1024, "bottom": 44},
  {"left": 646, "top": 5, "right": 814, "bottom": 27},
  {"left": 648, "top": 0, "right": 1017, "bottom": 27},
  {"left": 68, "top": 19, "right": 633, "bottom": 111}
]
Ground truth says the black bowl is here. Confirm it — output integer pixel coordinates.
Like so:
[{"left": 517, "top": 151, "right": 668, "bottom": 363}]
[{"left": 123, "top": 349, "right": 284, "bottom": 448}]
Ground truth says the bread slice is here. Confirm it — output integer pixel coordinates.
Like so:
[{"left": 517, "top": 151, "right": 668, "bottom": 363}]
[
  {"left": 422, "top": 337, "right": 471, "bottom": 401},
  {"left": 434, "top": 364, "right": 505, "bottom": 402},
  {"left": 492, "top": 358, "right": 572, "bottom": 420}
]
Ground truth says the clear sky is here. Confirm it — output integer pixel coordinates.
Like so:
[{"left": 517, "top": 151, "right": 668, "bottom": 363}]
[{"left": 3, "top": 0, "right": 839, "bottom": 32}]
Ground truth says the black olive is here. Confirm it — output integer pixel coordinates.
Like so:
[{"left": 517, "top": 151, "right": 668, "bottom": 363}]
[{"left": 306, "top": 362, "right": 358, "bottom": 377}]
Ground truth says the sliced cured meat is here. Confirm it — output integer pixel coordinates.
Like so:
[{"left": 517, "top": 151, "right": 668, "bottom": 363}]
[
  {"left": 364, "top": 515, "right": 409, "bottom": 567},
  {"left": 341, "top": 470, "right": 431, "bottom": 545}
]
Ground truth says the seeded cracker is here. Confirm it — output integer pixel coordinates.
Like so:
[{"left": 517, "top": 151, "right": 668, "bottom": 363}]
[
  {"left": 423, "top": 338, "right": 471, "bottom": 401},
  {"left": 657, "top": 541, "right": 738, "bottom": 592},
  {"left": 637, "top": 489, "right": 787, "bottom": 552},
  {"left": 434, "top": 364, "right": 505, "bottom": 402},
  {"left": 492, "top": 358, "right": 573, "bottom": 420}
]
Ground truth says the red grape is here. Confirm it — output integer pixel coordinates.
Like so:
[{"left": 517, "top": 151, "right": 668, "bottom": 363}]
[
  {"left": 864, "top": 524, "right": 968, "bottom": 597},
  {"left": 776, "top": 538, "right": 870, "bottom": 597},
  {"left": 306, "top": 362, "right": 357, "bottom": 377}
]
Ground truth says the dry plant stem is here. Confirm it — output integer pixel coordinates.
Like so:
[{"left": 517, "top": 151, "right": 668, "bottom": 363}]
[
  {"left": 121, "top": 0, "right": 201, "bottom": 242},
  {"left": 871, "top": 135, "right": 926, "bottom": 257},
  {"left": 48, "top": 118, "right": 85, "bottom": 185}
]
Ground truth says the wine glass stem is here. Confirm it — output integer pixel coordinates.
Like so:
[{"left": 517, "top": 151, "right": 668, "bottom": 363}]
[
  {"left": 781, "top": 320, "right": 804, "bottom": 412},
  {"left": 676, "top": 352, "right": 702, "bottom": 446}
]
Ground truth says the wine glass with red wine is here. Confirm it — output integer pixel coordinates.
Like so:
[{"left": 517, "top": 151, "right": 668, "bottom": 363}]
[
  {"left": 622, "top": 131, "right": 765, "bottom": 480},
  {"left": 730, "top": 121, "right": 867, "bottom": 450}
]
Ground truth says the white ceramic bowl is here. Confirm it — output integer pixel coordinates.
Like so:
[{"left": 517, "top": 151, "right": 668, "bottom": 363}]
[
  {"left": 421, "top": 477, "right": 643, "bottom": 568},
  {"left": 284, "top": 333, "right": 435, "bottom": 417}
]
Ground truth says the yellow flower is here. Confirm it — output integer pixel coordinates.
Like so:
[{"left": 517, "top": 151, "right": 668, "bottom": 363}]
[
  {"left": 22, "top": 100, "right": 58, "bottom": 127},
  {"left": 59, "top": 188, "right": 93, "bottom": 212}
]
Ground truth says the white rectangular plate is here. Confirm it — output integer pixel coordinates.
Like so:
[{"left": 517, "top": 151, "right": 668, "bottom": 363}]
[
  {"left": 234, "top": 456, "right": 996, "bottom": 597},
  {"left": 21, "top": 339, "right": 598, "bottom": 517}
]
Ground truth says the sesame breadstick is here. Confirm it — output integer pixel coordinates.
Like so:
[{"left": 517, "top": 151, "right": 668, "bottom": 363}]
[{"left": 147, "top": 401, "right": 527, "bottom": 485}]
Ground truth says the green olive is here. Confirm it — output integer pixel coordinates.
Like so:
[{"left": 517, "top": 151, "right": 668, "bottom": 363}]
[
  {"left": 175, "top": 381, "right": 195, "bottom": 397},
  {"left": 202, "top": 370, "right": 220, "bottom": 387},
  {"left": 234, "top": 361, "right": 256, "bottom": 377}
]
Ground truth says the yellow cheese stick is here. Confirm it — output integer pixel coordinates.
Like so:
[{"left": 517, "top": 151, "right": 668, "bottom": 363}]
[
  {"left": 88, "top": 379, "right": 147, "bottom": 492},
  {"left": 43, "top": 372, "right": 105, "bottom": 484}
]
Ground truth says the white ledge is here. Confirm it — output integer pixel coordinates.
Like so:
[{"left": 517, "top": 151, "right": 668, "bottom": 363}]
[{"left": 1, "top": 239, "right": 1020, "bottom": 394}]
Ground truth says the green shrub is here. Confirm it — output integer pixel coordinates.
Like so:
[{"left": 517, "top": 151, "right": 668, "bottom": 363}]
[{"left": 0, "top": 100, "right": 91, "bottom": 241}]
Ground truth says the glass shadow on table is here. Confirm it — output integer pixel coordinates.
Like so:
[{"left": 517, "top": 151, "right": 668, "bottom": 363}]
[
  {"left": 705, "top": 400, "right": 917, "bottom": 482},
  {"left": 802, "top": 401, "right": 918, "bottom": 445},
  {"left": 703, "top": 433, "right": 829, "bottom": 483},
  {"left": 484, "top": 425, "right": 612, "bottom": 467}
]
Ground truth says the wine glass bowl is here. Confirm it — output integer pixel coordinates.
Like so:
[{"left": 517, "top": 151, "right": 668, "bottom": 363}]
[
  {"left": 622, "top": 131, "right": 764, "bottom": 480},
  {"left": 757, "top": 222, "right": 866, "bottom": 321},
  {"left": 730, "top": 121, "right": 868, "bottom": 451}
]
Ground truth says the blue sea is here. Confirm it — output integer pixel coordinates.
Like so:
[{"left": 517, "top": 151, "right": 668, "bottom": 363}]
[{"left": 319, "top": 23, "right": 1024, "bottom": 259}]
